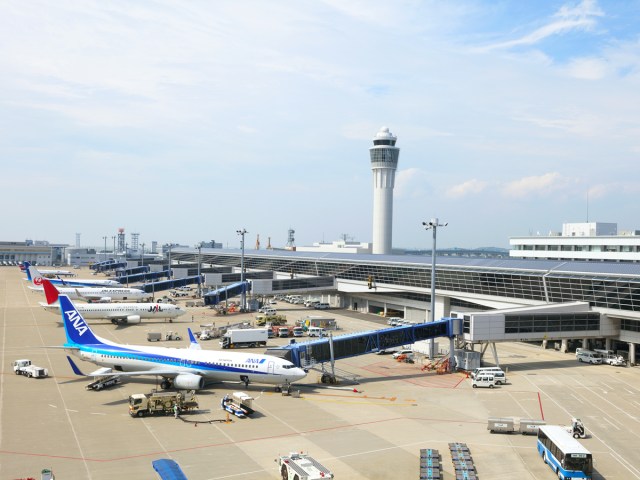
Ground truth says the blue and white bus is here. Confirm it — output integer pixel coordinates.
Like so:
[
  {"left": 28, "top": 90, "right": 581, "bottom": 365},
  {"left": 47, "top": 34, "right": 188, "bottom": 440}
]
[{"left": 537, "top": 425, "right": 593, "bottom": 479}]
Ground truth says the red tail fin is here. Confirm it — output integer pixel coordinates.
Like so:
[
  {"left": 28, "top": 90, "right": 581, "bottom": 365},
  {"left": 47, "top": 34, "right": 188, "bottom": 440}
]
[{"left": 42, "top": 278, "right": 60, "bottom": 305}]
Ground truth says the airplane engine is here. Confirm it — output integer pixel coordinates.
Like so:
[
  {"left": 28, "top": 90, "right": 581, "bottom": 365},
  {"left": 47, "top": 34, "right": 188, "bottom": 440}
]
[
  {"left": 173, "top": 374, "right": 205, "bottom": 390},
  {"left": 98, "top": 297, "right": 112, "bottom": 303},
  {"left": 125, "top": 315, "right": 142, "bottom": 324}
]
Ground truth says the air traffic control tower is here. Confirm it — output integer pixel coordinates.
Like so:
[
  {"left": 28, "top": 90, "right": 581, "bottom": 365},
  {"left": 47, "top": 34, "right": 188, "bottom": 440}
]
[{"left": 370, "top": 126, "right": 399, "bottom": 254}]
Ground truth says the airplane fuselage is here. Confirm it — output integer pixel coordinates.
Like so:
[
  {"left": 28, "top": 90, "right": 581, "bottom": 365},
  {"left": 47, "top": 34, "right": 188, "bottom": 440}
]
[
  {"left": 69, "top": 343, "right": 305, "bottom": 385},
  {"left": 44, "top": 302, "right": 185, "bottom": 321}
]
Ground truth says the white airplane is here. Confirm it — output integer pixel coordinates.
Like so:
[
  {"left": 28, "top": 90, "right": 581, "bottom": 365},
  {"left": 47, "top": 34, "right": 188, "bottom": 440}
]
[
  {"left": 31, "top": 278, "right": 148, "bottom": 303},
  {"left": 41, "top": 279, "right": 184, "bottom": 324},
  {"left": 25, "top": 263, "right": 122, "bottom": 288},
  {"left": 21, "top": 262, "right": 75, "bottom": 277},
  {"left": 58, "top": 294, "right": 307, "bottom": 390}
]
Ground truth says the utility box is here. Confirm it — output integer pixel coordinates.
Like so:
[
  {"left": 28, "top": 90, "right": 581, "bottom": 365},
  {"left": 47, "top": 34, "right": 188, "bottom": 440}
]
[
  {"left": 487, "top": 417, "right": 515, "bottom": 434},
  {"left": 519, "top": 419, "right": 546, "bottom": 435}
]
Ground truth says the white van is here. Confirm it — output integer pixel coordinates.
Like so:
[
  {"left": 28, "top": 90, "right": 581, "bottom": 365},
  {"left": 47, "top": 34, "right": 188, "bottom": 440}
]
[
  {"left": 472, "top": 374, "right": 497, "bottom": 388},
  {"left": 471, "top": 367, "right": 507, "bottom": 384},
  {"left": 308, "top": 326, "right": 325, "bottom": 337},
  {"left": 263, "top": 308, "right": 277, "bottom": 316},
  {"left": 577, "top": 351, "right": 602, "bottom": 364}
]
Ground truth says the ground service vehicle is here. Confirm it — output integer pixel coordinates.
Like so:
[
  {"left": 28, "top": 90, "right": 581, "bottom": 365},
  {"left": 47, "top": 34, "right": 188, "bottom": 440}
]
[
  {"left": 278, "top": 327, "right": 291, "bottom": 338},
  {"left": 472, "top": 374, "right": 497, "bottom": 388},
  {"left": 220, "top": 328, "right": 268, "bottom": 349},
  {"left": 164, "top": 331, "right": 182, "bottom": 341},
  {"left": 86, "top": 374, "right": 121, "bottom": 391},
  {"left": 255, "top": 314, "right": 287, "bottom": 326},
  {"left": 292, "top": 326, "right": 305, "bottom": 337},
  {"left": 12, "top": 359, "right": 49, "bottom": 378},
  {"left": 129, "top": 390, "right": 198, "bottom": 417},
  {"left": 471, "top": 367, "right": 507, "bottom": 385},
  {"left": 568, "top": 418, "right": 587, "bottom": 439},
  {"left": 307, "top": 326, "right": 325, "bottom": 337},
  {"left": 537, "top": 425, "right": 593, "bottom": 479},
  {"left": 147, "top": 332, "right": 162, "bottom": 342},
  {"left": 577, "top": 351, "right": 602, "bottom": 364},
  {"left": 314, "top": 303, "right": 330, "bottom": 310},
  {"left": 277, "top": 452, "right": 334, "bottom": 480}
]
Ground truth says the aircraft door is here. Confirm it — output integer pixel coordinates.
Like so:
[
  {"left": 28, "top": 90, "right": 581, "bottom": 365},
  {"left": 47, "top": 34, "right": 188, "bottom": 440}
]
[{"left": 268, "top": 361, "right": 275, "bottom": 375}]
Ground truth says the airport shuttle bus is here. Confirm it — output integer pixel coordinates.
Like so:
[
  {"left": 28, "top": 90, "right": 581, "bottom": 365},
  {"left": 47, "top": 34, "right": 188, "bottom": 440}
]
[{"left": 537, "top": 425, "right": 593, "bottom": 479}]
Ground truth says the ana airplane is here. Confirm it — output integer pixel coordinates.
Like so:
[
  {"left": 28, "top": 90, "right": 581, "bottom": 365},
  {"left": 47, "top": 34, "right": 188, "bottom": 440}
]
[
  {"left": 41, "top": 279, "right": 183, "bottom": 324},
  {"left": 31, "top": 278, "right": 148, "bottom": 303},
  {"left": 20, "top": 262, "right": 74, "bottom": 276},
  {"left": 58, "top": 294, "right": 307, "bottom": 390},
  {"left": 25, "top": 263, "right": 122, "bottom": 288}
]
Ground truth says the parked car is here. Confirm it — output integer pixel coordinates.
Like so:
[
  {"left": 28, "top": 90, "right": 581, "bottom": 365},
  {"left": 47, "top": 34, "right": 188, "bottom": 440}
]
[
  {"left": 392, "top": 349, "right": 414, "bottom": 359},
  {"left": 314, "top": 303, "right": 330, "bottom": 310}
]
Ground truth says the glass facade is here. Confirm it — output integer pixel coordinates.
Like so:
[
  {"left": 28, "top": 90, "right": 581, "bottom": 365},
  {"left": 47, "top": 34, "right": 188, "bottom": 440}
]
[
  {"left": 504, "top": 313, "right": 600, "bottom": 334},
  {"left": 172, "top": 251, "right": 640, "bottom": 314}
]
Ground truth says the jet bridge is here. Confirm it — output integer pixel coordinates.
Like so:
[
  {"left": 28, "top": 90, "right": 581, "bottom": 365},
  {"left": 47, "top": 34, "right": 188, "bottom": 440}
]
[
  {"left": 117, "top": 269, "right": 172, "bottom": 285},
  {"left": 139, "top": 275, "right": 202, "bottom": 293},
  {"left": 270, "top": 318, "right": 461, "bottom": 369},
  {"left": 203, "top": 281, "right": 250, "bottom": 306}
]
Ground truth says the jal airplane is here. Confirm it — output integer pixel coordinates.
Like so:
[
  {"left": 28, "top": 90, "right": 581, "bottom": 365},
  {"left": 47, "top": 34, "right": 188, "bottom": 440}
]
[
  {"left": 31, "top": 278, "right": 148, "bottom": 303},
  {"left": 25, "top": 263, "right": 122, "bottom": 288},
  {"left": 58, "top": 294, "right": 307, "bottom": 390},
  {"left": 41, "top": 279, "right": 184, "bottom": 324}
]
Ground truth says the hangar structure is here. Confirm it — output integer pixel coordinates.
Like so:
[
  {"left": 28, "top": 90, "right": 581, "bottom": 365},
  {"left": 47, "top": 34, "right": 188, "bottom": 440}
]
[{"left": 170, "top": 248, "right": 640, "bottom": 363}]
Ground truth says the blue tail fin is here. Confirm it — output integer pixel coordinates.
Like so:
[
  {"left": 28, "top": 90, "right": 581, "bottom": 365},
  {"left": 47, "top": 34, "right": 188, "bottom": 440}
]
[
  {"left": 58, "top": 295, "right": 102, "bottom": 345},
  {"left": 24, "top": 262, "right": 32, "bottom": 281},
  {"left": 187, "top": 328, "right": 202, "bottom": 350}
]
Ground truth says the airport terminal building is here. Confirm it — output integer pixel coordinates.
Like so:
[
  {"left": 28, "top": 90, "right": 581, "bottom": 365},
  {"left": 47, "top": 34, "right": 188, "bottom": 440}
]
[{"left": 171, "top": 248, "right": 640, "bottom": 364}]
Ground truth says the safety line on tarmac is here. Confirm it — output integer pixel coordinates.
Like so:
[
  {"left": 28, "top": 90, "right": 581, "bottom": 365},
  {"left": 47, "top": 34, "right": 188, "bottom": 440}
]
[{"left": 0, "top": 414, "right": 488, "bottom": 463}]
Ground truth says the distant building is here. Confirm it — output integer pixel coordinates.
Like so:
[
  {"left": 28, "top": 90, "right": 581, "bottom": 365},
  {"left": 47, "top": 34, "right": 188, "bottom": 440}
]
[
  {"left": 0, "top": 241, "right": 66, "bottom": 266},
  {"left": 297, "top": 240, "right": 372, "bottom": 254},
  {"left": 510, "top": 222, "right": 640, "bottom": 262}
]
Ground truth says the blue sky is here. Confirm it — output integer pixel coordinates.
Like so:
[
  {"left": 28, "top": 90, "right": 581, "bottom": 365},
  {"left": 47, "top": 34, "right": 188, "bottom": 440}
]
[{"left": 1, "top": 0, "right": 639, "bottom": 250}]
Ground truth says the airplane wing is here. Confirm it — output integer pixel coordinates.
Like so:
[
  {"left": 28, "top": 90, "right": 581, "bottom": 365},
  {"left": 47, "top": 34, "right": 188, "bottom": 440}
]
[{"left": 66, "top": 357, "right": 182, "bottom": 378}]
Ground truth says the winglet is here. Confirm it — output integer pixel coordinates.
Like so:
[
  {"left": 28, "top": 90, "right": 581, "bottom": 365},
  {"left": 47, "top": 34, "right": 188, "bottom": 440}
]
[
  {"left": 187, "top": 328, "right": 202, "bottom": 350},
  {"left": 42, "top": 278, "right": 60, "bottom": 305},
  {"left": 66, "top": 355, "right": 86, "bottom": 376}
]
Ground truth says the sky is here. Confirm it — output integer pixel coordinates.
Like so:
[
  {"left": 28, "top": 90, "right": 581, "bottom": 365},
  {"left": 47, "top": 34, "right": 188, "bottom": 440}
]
[{"left": 1, "top": 0, "right": 639, "bottom": 250}]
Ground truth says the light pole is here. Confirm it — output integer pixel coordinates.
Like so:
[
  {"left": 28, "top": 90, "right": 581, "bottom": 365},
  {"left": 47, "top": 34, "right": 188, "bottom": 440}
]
[
  {"left": 422, "top": 218, "right": 448, "bottom": 359},
  {"left": 102, "top": 236, "right": 107, "bottom": 262},
  {"left": 196, "top": 243, "right": 202, "bottom": 298},
  {"left": 141, "top": 243, "right": 145, "bottom": 270},
  {"left": 167, "top": 244, "right": 172, "bottom": 280},
  {"left": 112, "top": 236, "right": 116, "bottom": 258},
  {"left": 236, "top": 229, "right": 247, "bottom": 311}
]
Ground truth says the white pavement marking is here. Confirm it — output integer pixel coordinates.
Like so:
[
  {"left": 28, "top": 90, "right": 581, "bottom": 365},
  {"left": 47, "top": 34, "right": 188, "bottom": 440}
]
[
  {"left": 573, "top": 377, "right": 640, "bottom": 424},
  {"left": 570, "top": 394, "right": 584, "bottom": 404},
  {"left": 26, "top": 283, "right": 94, "bottom": 480},
  {"left": 602, "top": 416, "right": 621, "bottom": 431},
  {"left": 524, "top": 375, "right": 640, "bottom": 479}
]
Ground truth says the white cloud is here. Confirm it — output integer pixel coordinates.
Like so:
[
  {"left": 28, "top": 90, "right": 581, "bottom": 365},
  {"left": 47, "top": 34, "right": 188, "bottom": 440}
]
[
  {"left": 480, "top": 0, "right": 604, "bottom": 51},
  {"left": 564, "top": 57, "right": 609, "bottom": 79},
  {"left": 501, "top": 172, "right": 567, "bottom": 198},
  {"left": 446, "top": 179, "right": 489, "bottom": 199},
  {"left": 395, "top": 168, "right": 429, "bottom": 198}
]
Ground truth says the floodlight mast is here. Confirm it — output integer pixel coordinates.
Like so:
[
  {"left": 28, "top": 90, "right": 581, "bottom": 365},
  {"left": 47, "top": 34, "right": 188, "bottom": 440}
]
[
  {"left": 236, "top": 229, "right": 248, "bottom": 311},
  {"left": 422, "top": 218, "right": 448, "bottom": 359}
]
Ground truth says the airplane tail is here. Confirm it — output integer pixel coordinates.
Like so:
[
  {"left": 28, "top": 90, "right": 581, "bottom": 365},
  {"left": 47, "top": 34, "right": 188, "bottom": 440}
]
[
  {"left": 187, "top": 328, "right": 202, "bottom": 350},
  {"left": 42, "top": 279, "right": 60, "bottom": 305},
  {"left": 24, "top": 262, "right": 33, "bottom": 281},
  {"left": 58, "top": 294, "right": 102, "bottom": 345},
  {"left": 27, "top": 265, "right": 44, "bottom": 286}
]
